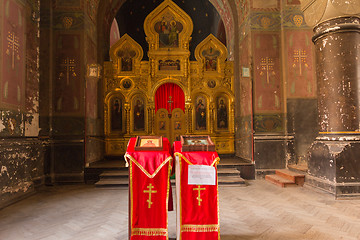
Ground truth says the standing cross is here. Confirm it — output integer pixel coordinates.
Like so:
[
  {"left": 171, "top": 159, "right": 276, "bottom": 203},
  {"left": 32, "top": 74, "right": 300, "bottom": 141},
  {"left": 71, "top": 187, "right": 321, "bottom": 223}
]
[
  {"left": 143, "top": 183, "right": 157, "bottom": 208},
  {"left": 293, "top": 49, "right": 307, "bottom": 76},
  {"left": 260, "top": 57, "right": 274, "bottom": 84},
  {"left": 168, "top": 96, "right": 173, "bottom": 118},
  {"left": 6, "top": 32, "right": 20, "bottom": 69},
  {"left": 193, "top": 185, "right": 206, "bottom": 206},
  {"left": 60, "top": 57, "right": 76, "bottom": 85}
]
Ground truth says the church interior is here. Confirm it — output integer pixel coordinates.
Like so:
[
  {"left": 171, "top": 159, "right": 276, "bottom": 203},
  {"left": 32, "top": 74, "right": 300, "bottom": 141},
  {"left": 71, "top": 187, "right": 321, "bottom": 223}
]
[{"left": 1, "top": 0, "right": 360, "bottom": 238}]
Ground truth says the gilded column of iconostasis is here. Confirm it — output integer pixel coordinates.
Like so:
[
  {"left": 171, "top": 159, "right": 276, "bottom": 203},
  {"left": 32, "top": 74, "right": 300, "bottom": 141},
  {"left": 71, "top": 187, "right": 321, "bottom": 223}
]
[
  {"left": 104, "top": 0, "right": 234, "bottom": 155},
  {"left": 236, "top": 0, "right": 316, "bottom": 168}
]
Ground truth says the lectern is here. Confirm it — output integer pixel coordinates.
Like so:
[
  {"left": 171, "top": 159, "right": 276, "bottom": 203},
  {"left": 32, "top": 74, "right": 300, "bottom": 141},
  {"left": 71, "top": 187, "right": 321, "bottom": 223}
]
[
  {"left": 124, "top": 136, "right": 173, "bottom": 240},
  {"left": 173, "top": 136, "right": 220, "bottom": 240}
]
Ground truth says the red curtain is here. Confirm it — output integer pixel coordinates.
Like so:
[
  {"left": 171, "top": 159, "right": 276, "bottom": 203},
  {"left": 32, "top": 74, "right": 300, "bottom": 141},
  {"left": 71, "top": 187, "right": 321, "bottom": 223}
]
[{"left": 155, "top": 83, "right": 185, "bottom": 113}]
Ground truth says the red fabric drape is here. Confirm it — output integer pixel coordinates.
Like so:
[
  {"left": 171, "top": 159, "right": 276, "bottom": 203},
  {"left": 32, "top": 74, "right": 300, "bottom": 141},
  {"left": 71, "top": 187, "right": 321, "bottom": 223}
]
[{"left": 155, "top": 83, "right": 185, "bottom": 113}]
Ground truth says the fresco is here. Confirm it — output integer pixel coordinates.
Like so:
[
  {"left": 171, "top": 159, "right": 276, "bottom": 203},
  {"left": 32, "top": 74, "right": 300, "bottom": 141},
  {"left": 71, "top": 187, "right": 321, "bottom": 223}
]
[
  {"left": 54, "top": 34, "right": 82, "bottom": 114},
  {"left": 253, "top": 32, "right": 282, "bottom": 113},
  {"left": 286, "top": 30, "right": 315, "bottom": 98},
  {"left": 1, "top": 0, "right": 25, "bottom": 108}
]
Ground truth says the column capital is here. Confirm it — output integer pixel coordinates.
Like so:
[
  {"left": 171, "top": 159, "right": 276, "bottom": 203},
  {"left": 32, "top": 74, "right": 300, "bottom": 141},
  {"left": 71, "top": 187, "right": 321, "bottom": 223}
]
[{"left": 301, "top": 0, "right": 360, "bottom": 27}]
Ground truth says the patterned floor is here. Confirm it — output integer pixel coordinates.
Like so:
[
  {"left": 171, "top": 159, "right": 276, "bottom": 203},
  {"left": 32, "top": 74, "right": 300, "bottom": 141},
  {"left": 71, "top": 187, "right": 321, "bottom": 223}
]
[{"left": 1, "top": 180, "right": 360, "bottom": 239}]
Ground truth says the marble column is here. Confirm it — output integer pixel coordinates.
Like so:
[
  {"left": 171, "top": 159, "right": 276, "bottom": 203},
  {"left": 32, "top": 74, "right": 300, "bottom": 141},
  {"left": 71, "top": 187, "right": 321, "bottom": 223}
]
[{"left": 302, "top": 0, "right": 360, "bottom": 198}]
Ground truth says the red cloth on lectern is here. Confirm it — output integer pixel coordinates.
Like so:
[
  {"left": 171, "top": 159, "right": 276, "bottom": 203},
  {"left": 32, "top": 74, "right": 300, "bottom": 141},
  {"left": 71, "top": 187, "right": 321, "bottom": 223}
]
[
  {"left": 125, "top": 137, "right": 173, "bottom": 240},
  {"left": 173, "top": 141, "right": 220, "bottom": 240}
]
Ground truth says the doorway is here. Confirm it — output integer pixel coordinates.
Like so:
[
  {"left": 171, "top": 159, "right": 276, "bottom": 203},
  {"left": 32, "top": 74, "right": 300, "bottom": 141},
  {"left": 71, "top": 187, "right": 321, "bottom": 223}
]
[{"left": 154, "top": 83, "right": 185, "bottom": 143}]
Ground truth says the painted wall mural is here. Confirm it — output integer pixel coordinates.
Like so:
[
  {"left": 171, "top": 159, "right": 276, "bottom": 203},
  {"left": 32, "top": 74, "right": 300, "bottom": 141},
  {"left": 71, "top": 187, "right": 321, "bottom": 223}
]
[
  {"left": 253, "top": 32, "right": 282, "bottom": 113},
  {"left": 55, "top": 34, "right": 82, "bottom": 114},
  {"left": 286, "top": 30, "right": 315, "bottom": 98},
  {"left": 1, "top": 0, "right": 25, "bottom": 109}
]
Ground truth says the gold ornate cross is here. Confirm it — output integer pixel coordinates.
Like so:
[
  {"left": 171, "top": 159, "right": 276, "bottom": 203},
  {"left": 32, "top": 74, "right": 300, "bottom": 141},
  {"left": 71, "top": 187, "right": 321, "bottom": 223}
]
[
  {"left": 143, "top": 183, "right": 157, "bottom": 208},
  {"left": 60, "top": 57, "right": 76, "bottom": 85},
  {"left": 260, "top": 57, "right": 274, "bottom": 84},
  {"left": 193, "top": 185, "right": 206, "bottom": 206},
  {"left": 293, "top": 49, "right": 307, "bottom": 76},
  {"left": 168, "top": 96, "right": 173, "bottom": 118},
  {"left": 6, "top": 32, "right": 20, "bottom": 69}
]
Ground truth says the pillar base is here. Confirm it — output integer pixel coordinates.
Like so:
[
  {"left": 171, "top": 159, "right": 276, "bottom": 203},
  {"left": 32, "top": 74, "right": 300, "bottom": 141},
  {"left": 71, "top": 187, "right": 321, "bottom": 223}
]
[{"left": 308, "top": 137, "right": 360, "bottom": 198}]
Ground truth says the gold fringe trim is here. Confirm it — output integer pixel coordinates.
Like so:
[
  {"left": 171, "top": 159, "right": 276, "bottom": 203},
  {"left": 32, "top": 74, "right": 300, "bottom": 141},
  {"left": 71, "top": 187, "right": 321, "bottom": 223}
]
[
  {"left": 181, "top": 224, "right": 219, "bottom": 232},
  {"left": 125, "top": 153, "right": 172, "bottom": 178},
  {"left": 132, "top": 228, "right": 168, "bottom": 237},
  {"left": 174, "top": 152, "right": 220, "bottom": 167}
]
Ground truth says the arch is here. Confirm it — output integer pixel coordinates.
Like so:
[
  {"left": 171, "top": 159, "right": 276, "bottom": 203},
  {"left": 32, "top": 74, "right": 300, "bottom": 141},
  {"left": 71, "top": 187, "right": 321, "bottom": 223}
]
[
  {"left": 104, "top": 91, "right": 126, "bottom": 135},
  {"left": 150, "top": 77, "right": 190, "bottom": 102},
  {"left": 155, "top": 83, "right": 185, "bottom": 114}
]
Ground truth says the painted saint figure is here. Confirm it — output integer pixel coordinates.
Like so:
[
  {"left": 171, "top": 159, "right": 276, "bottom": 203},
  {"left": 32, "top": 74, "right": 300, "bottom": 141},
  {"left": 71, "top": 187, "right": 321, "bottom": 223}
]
[
  {"left": 195, "top": 98, "right": 206, "bottom": 130},
  {"left": 155, "top": 18, "right": 183, "bottom": 48},
  {"left": 217, "top": 98, "right": 228, "bottom": 129},
  {"left": 134, "top": 99, "right": 145, "bottom": 131},
  {"left": 111, "top": 98, "right": 122, "bottom": 131}
]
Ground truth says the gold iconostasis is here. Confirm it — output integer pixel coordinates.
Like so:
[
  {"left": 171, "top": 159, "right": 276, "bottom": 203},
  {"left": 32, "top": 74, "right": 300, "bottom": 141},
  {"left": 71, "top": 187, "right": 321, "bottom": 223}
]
[{"left": 103, "top": 0, "right": 234, "bottom": 155}]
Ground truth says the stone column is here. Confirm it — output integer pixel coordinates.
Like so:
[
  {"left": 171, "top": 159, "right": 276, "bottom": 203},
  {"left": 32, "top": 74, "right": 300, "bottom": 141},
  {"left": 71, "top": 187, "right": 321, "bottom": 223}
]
[{"left": 302, "top": 0, "right": 360, "bottom": 198}]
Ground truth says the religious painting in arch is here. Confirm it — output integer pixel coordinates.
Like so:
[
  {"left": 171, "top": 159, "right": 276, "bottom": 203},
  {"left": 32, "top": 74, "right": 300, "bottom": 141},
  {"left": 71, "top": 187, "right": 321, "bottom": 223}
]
[
  {"left": 110, "top": 96, "right": 123, "bottom": 132},
  {"left": 202, "top": 47, "right": 220, "bottom": 71},
  {"left": 155, "top": 14, "right": 183, "bottom": 48},
  {"left": 195, "top": 95, "right": 207, "bottom": 131},
  {"left": 132, "top": 96, "right": 145, "bottom": 132},
  {"left": 216, "top": 96, "right": 228, "bottom": 130},
  {"left": 116, "top": 44, "right": 136, "bottom": 72}
]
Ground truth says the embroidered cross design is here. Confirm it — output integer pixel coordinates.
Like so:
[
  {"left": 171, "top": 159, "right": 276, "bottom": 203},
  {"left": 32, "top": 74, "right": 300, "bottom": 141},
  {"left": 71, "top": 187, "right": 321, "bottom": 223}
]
[
  {"left": 193, "top": 185, "right": 206, "bottom": 206},
  {"left": 143, "top": 183, "right": 157, "bottom": 208}
]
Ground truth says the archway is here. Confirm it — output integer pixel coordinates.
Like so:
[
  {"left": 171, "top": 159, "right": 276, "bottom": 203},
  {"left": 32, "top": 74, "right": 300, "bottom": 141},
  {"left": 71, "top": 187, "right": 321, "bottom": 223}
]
[{"left": 154, "top": 83, "right": 186, "bottom": 143}]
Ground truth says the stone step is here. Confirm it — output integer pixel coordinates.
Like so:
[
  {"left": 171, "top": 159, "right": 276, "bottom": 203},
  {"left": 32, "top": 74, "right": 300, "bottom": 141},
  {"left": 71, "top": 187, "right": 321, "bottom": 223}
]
[
  {"left": 288, "top": 164, "right": 308, "bottom": 173},
  {"left": 218, "top": 175, "right": 246, "bottom": 185},
  {"left": 99, "top": 170, "right": 129, "bottom": 179},
  {"left": 265, "top": 174, "right": 297, "bottom": 188},
  {"left": 217, "top": 168, "right": 240, "bottom": 176},
  {"left": 95, "top": 178, "right": 129, "bottom": 187},
  {"left": 276, "top": 169, "right": 305, "bottom": 186}
]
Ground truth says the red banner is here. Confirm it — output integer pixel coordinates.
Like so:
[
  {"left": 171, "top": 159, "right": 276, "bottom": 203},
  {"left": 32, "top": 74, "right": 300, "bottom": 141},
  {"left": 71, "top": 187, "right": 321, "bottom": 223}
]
[
  {"left": 173, "top": 141, "right": 220, "bottom": 240},
  {"left": 125, "top": 138, "right": 173, "bottom": 240}
]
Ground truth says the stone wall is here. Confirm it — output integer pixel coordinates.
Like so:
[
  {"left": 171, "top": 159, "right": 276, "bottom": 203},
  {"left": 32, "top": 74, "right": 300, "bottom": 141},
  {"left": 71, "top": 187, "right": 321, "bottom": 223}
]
[{"left": 0, "top": 0, "right": 43, "bottom": 208}]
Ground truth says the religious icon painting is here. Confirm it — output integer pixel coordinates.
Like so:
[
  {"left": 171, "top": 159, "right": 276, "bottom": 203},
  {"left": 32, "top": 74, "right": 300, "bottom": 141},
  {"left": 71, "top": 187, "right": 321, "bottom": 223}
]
[
  {"left": 217, "top": 96, "right": 228, "bottom": 130},
  {"left": 133, "top": 96, "right": 145, "bottom": 131},
  {"left": 207, "top": 79, "right": 216, "bottom": 88},
  {"left": 155, "top": 14, "right": 183, "bottom": 48},
  {"left": 174, "top": 111, "right": 180, "bottom": 119},
  {"left": 174, "top": 121, "right": 181, "bottom": 130},
  {"left": 195, "top": 96, "right": 207, "bottom": 131},
  {"left": 202, "top": 47, "right": 220, "bottom": 71},
  {"left": 110, "top": 97, "right": 123, "bottom": 132},
  {"left": 121, "top": 78, "right": 132, "bottom": 89},
  {"left": 117, "top": 45, "right": 136, "bottom": 71},
  {"left": 134, "top": 136, "right": 163, "bottom": 151},
  {"left": 159, "top": 121, "right": 166, "bottom": 130},
  {"left": 158, "top": 59, "right": 180, "bottom": 71}
]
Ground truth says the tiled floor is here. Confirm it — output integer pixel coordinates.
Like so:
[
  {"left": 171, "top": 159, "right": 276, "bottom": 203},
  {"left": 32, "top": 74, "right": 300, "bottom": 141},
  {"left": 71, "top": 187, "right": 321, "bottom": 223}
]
[{"left": 1, "top": 180, "right": 360, "bottom": 239}]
